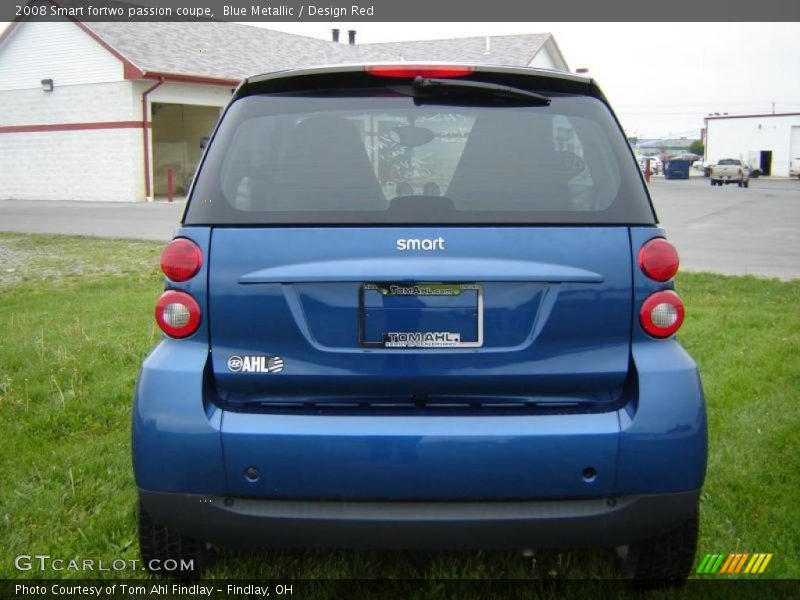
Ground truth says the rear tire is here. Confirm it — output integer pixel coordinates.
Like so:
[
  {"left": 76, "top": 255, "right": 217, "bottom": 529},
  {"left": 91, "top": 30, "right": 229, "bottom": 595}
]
[
  {"left": 743, "top": 180, "right": 749, "bottom": 188},
  {"left": 138, "top": 499, "right": 207, "bottom": 578},
  {"left": 738, "top": 181, "right": 743, "bottom": 188},
  {"left": 617, "top": 505, "right": 699, "bottom": 587}
]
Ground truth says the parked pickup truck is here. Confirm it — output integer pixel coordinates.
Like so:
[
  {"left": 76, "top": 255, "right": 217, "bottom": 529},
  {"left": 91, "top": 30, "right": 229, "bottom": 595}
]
[{"left": 709, "top": 159, "right": 750, "bottom": 187}]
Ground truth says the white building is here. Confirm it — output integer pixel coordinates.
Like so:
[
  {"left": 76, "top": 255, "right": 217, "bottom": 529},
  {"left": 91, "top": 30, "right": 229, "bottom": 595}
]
[
  {"left": 0, "top": 20, "right": 569, "bottom": 202},
  {"left": 704, "top": 113, "right": 800, "bottom": 177}
]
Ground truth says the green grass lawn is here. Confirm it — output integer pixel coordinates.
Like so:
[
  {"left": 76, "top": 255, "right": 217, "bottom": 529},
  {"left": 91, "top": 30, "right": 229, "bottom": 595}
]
[{"left": 0, "top": 233, "right": 798, "bottom": 588}]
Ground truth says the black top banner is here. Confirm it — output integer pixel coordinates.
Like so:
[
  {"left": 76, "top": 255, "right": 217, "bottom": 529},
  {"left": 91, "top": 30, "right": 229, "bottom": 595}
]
[{"left": 4, "top": 0, "right": 800, "bottom": 22}]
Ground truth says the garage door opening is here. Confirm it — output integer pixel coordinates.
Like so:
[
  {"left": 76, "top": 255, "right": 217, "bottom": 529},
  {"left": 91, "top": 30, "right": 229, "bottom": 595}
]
[
  {"left": 151, "top": 103, "right": 220, "bottom": 197},
  {"left": 759, "top": 150, "right": 772, "bottom": 176}
]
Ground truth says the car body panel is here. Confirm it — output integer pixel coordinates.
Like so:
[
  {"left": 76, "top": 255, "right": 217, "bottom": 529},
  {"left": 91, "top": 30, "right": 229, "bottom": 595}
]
[{"left": 208, "top": 227, "right": 632, "bottom": 402}]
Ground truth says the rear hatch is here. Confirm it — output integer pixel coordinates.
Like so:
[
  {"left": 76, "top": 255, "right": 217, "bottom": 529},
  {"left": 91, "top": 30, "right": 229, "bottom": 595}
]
[
  {"left": 187, "top": 67, "right": 652, "bottom": 410},
  {"left": 184, "top": 66, "right": 656, "bottom": 498},
  {"left": 207, "top": 226, "right": 633, "bottom": 409}
]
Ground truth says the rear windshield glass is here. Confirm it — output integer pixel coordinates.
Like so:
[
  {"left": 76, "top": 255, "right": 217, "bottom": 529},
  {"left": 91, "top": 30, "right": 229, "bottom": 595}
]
[
  {"left": 717, "top": 159, "right": 741, "bottom": 165},
  {"left": 184, "top": 91, "right": 654, "bottom": 225}
]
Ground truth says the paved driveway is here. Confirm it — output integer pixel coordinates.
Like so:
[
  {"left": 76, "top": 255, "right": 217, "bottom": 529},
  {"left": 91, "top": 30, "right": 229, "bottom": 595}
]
[
  {"left": 0, "top": 199, "right": 185, "bottom": 241},
  {"left": 649, "top": 177, "right": 800, "bottom": 280},
  {"left": 1, "top": 178, "right": 799, "bottom": 280}
]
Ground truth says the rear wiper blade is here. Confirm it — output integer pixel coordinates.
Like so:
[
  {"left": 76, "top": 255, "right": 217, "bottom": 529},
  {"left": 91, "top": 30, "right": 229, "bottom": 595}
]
[{"left": 411, "top": 76, "right": 551, "bottom": 106}]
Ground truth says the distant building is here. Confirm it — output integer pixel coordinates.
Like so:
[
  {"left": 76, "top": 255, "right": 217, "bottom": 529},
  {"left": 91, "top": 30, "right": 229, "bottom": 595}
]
[
  {"left": 0, "top": 20, "right": 569, "bottom": 202},
  {"left": 635, "top": 137, "right": 696, "bottom": 156},
  {"left": 704, "top": 113, "right": 800, "bottom": 176}
]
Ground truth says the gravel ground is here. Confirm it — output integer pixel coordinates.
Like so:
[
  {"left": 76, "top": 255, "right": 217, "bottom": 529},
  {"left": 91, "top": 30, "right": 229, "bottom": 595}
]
[
  {"left": 0, "top": 233, "right": 162, "bottom": 290},
  {"left": 0, "top": 239, "right": 30, "bottom": 289}
]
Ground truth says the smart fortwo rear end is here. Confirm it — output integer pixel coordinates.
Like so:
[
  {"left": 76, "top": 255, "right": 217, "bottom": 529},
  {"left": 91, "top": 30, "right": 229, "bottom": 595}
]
[{"left": 133, "top": 64, "right": 707, "bottom": 583}]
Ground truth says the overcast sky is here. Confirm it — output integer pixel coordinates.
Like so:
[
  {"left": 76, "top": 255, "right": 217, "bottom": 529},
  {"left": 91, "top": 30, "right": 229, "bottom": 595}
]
[{"left": 251, "top": 22, "right": 800, "bottom": 140}]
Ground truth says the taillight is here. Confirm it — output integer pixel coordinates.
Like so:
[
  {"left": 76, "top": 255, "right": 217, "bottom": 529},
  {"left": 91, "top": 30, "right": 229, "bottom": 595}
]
[
  {"left": 738, "top": 168, "right": 743, "bottom": 175},
  {"left": 155, "top": 290, "right": 201, "bottom": 339},
  {"left": 160, "top": 238, "right": 202, "bottom": 282},
  {"left": 365, "top": 65, "right": 475, "bottom": 78},
  {"left": 639, "top": 238, "right": 679, "bottom": 282},
  {"left": 640, "top": 290, "right": 685, "bottom": 338}
]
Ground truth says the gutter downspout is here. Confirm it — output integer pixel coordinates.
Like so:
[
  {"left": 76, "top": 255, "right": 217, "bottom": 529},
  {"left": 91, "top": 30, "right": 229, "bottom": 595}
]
[{"left": 142, "top": 77, "right": 164, "bottom": 200}]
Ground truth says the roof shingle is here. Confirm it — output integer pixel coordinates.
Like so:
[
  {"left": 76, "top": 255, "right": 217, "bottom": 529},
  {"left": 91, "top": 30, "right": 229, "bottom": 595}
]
[{"left": 84, "top": 22, "right": 560, "bottom": 81}]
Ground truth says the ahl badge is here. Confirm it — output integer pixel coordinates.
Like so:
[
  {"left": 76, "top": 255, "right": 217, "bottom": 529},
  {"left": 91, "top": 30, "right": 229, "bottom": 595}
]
[{"left": 227, "top": 355, "right": 284, "bottom": 373}]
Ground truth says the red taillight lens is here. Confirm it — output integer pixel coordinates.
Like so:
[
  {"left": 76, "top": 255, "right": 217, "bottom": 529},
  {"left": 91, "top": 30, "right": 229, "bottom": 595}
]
[
  {"left": 155, "top": 290, "right": 201, "bottom": 338},
  {"left": 639, "top": 238, "right": 679, "bottom": 282},
  {"left": 365, "top": 65, "right": 475, "bottom": 78},
  {"left": 640, "top": 290, "right": 685, "bottom": 338},
  {"left": 160, "top": 238, "right": 202, "bottom": 282}
]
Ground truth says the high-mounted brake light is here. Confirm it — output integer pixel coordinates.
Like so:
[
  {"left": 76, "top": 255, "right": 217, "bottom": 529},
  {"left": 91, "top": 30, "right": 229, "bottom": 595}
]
[
  {"left": 640, "top": 290, "right": 685, "bottom": 338},
  {"left": 365, "top": 65, "right": 475, "bottom": 78},
  {"left": 639, "top": 238, "right": 679, "bottom": 282},
  {"left": 160, "top": 238, "right": 202, "bottom": 282},
  {"left": 155, "top": 290, "right": 201, "bottom": 339}
]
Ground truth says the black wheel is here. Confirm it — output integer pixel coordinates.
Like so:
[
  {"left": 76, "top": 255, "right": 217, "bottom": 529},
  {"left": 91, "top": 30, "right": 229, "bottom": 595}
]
[
  {"left": 710, "top": 180, "right": 716, "bottom": 186},
  {"left": 617, "top": 506, "right": 699, "bottom": 587},
  {"left": 138, "top": 500, "right": 207, "bottom": 578},
  {"left": 738, "top": 181, "right": 743, "bottom": 188},
  {"left": 743, "top": 180, "right": 749, "bottom": 188}
]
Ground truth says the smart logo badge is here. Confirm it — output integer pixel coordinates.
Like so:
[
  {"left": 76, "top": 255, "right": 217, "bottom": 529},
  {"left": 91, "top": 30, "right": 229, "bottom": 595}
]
[{"left": 696, "top": 552, "right": 773, "bottom": 575}]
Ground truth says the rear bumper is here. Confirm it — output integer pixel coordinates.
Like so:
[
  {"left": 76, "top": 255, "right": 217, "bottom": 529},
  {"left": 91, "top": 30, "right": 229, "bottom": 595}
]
[
  {"left": 139, "top": 488, "right": 700, "bottom": 550},
  {"left": 133, "top": 338, "right": 707, "bottom": 500}
]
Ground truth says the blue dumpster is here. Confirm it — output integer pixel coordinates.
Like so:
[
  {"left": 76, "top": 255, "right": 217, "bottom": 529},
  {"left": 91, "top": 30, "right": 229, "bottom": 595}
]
[{"left": 665, "top": 159, "right": 691, "bottom": 180}]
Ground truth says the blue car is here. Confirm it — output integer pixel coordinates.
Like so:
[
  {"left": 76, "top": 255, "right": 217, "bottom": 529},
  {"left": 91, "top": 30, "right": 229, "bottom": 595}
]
[{"left": 134, "top": 64, "right": 706, "bottom": 582}]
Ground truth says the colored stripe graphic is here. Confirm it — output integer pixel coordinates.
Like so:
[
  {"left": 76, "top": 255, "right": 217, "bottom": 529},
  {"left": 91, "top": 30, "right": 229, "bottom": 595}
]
[
  {"left": 697, "top": 552, "right": 773, "bottom": 575},
  {"left": 728, "top": 553, "right": 743, "bottom": 574},
  {"left": 750, "top": 554, "right": 766, "bottom": 573},
  {"left": 696, "top": 554, "right": 713, "bottom": 574},
  {"left": 719, "top": 554, "right": 736, "bottom": 574},
  {"left": 759, "top": 554, "right": 773, "bottom": 574},
  {"left": 744, "top": 555, "right": 759, "bottom": 574},
  {"left": 734, "top": 553, "right": 750, "bottom": 573},
  {"left": 711, "top": 554, "right": 725, "bottom": 573}
]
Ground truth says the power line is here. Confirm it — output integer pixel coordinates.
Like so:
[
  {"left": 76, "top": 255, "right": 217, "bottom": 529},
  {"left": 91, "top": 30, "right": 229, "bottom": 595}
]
[{"left": 615, "top": 101, "right": 800, "bottom": 109}]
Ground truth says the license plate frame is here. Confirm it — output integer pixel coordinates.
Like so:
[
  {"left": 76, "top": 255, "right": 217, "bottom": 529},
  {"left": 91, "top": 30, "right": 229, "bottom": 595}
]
[{"left": 358, "top": 282, "right": 484, "bottom": 349}]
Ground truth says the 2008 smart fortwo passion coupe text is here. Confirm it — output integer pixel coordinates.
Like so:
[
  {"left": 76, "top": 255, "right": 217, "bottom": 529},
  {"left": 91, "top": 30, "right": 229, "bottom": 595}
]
[{"left": 133, "top": 64, "right": 707, "bottom": 584}]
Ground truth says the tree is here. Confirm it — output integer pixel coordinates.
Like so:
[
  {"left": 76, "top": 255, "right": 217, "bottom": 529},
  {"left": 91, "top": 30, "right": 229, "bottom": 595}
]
[{"left": 689, "top": 140, "right": 705, "bottom": 156}]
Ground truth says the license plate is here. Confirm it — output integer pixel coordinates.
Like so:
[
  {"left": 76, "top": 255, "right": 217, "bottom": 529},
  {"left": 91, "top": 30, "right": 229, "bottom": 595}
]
[{"left": 359, "top": 282, "right": 483, "bottom": 348}]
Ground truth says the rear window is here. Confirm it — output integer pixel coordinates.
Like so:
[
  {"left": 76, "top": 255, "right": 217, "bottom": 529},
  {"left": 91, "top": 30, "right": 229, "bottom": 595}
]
[
  {"left": 717, "top": 159, "right": 741, "bottom": 166},
  {"left": 184, "top": 91, "right": 654, "bottom": 225}
]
